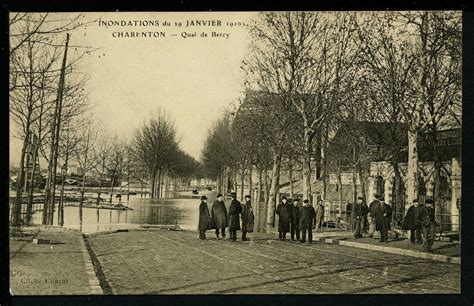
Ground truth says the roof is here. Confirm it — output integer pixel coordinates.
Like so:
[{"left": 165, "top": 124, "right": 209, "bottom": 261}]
[{"left": 329, "top": 121, "right": 461, "bottom": 163}]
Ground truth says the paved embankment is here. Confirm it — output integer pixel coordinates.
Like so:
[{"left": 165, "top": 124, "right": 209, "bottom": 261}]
[
  {"left": 10, "top": 226, "right": 102, "bottom": 295},
  {"left": 85, "top": 229, "right": 460, "bottom": 294}
]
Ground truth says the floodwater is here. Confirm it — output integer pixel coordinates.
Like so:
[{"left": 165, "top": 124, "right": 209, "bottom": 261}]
[{"left": 31, "top": 191, "right": 217, "bottom": 234}]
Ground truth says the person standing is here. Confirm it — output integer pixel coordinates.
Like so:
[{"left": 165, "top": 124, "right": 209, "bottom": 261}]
[
  {"left": 353, "top": 197, "right": 365, "bottom": 238},
  {"left": 241, "top": 195, "right": 255, "bottom": 241},
  {"left": 314, "top": 200, "right": 325, "bottom": 233},
  {"left": 362, "top": 199, "right": 369, "bottom": 234},
  {"left": 211, "top": 193, "right": 228, "bottom": 240},
  {"left": 228, "top": 192, "right": 242, "bottom": 242},
  {"left": 368, "top": 194, "right": 382, "bottom": 239},
  {"left": 290, "top": 199, "right": 301, "bottom": 241},
  {"left": 378, "top": 198, "right": 392, "bottom": 243},
  {"left": 299, "top": 199, "right": 316, "bottom": 244},
  {"left": 276, "top": 196, "right": 292, "bottom": 240},
  {"left": 419, "top": 198, "right": 436, "bottom": 252},
  {"left": 402, "top": 199, "right": 422, "bottom": 244},
  {"left": 198, "top": 195, "right": 211, "bottom": 240}
]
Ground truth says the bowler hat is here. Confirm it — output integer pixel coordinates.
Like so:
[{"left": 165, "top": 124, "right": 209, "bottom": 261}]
[
  {"left": 201, "top": 195, "right": 208, "bottom": 200},
  {"left": 425, "top": 198, "right": 434, "bottom": 204},
  {"left": 217, "top": 193, "right": 223, "bottom": 198},
  {"left": 245, "top": 195, "right": 251, "bottom": 199},
  {"left": 282, "top": 196, "right": 287, "bottom": 200},
  {"left": 357, "top": 196, "right": 363, "bottom": 200},
  {"left": 303, "top": 199, "right": 309, "bottom": 204},
  {"left": 413, "top": 198, "right": 419, "bottom": 203}
]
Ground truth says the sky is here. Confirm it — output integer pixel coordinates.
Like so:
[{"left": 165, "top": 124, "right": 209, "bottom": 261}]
[{"left": 10, "top": 12, "right": 258, "bottom": 164}]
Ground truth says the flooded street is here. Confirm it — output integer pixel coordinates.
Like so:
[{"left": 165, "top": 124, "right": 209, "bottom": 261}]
[{"left": 30, "top": 191, "right": 217, "bottom": 234}]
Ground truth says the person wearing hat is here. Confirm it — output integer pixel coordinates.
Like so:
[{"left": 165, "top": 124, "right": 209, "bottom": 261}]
[
  {"left": 211, "top": 193, "right": 228, "bottom": 240},
  {"left": 276, "top": 196, "right": 292, "bottom": 240},
  {"left": 352, "top": 197, "right": 366, "bottom": 238},
  {"left": 241, "top": 195, "right": 255, "bottom": 241},
  {"left": 368, "top": 193, "right": 382, "bottom": 239},
  {"left": 299, "top": 199, "right": 316, "bottom": 243},
  {"left": 378, "top": 197, "right": 392, "bottom": 243},
  {"left": 314, "top": 200, "right": 325, "bottom": 233},
  {"left": 290, "top": 199, "right": 301, "bottom": 241},
  {"left": 419, "top": 198, "right": 436, "bottom": 252},
  {"left": 198, "top": 195, "right": 211, "bottom": 240},
  {"left": 402, "top": 198, "right": 422, "bottom": 244},
  {"left": 228, "top": 192, "right": 242, "bottom": 241}
]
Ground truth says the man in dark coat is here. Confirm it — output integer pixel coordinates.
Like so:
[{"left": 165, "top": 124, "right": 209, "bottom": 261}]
[
  {"left": 299, "top": 199, "right": 316, "bottom": 244},
  {"left": 211, "top": 193, "right": 228, "bottom": 239},
  {"left": 419, "top": 198, "right": 436, "bottom": 252},
  {"left": 402, "top": 199, "right": 422, "bottom": 244},
  {"left": 228, "top": 192, "right": 242, "bottom": 241},
  {"left": 198, "top": 195, "right": 211, "bottom": 240},
  {"left": 290, "top": 199, "right": 301, "bottom": 241},
  {"left": 276, "top": 196, "right": 292, "bottom": 240},
  {"left": 353, "top": 197, "right": 365, "bottom": 238},
  {"left": 241, "top": 195, "right": 254, "bottom": 241},
  {"left": 362, "top": 200, "right": 369, "bottom": 234},
  {"left": 378, "top": 198, "right": 392, "bottom": 243},
  {"left": 368, "top": 194, "right": 382, "bottom": 238}
]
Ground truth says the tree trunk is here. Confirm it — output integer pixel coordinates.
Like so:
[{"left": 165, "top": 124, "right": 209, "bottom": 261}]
[
  {"left": 337, "top": 161, "right": 344, "bottom": 222},
  {"left": 302, "top": 131, "right": 313, "bottom": 203},
  {"left": 248, "top": 166, "right": 253, "bottom": 199},
  {"left": 266, "top": 147, "right": 282, "bottom": 232},
  {"left": 406, "top": 129, "right": 419, "bottom": 207},
  {"left": 240, "top": 168, "right": 245, "bottom": 201},
  {"left": 256, "top": 167, "right": 262, "bottom": 231},
  {"left": 288, "top": 158, "right": 294, "bottom": 199},
  {"left": 26, "top": 143, "right": 38, "bottom": 226}
]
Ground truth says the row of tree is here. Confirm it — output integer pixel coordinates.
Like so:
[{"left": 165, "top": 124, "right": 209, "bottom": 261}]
[
  {"left": 201, "top": 11, "right": 461, "bottom": 232},
  {"left": 9, "top": 13, "right": 202, "bottom": 227}
]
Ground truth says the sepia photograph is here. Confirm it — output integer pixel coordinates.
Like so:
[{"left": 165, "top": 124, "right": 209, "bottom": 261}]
[{"left": 8, "top": 11, "right": 462, "bottom": 296}]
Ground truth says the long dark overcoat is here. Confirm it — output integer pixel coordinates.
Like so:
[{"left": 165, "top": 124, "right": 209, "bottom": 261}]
[
  {"left": 276, "top": 202, "right": 292, "bottom": 232},
  {"left": 290, "top": 205, "right": 301, "bottom": 225},
  {"left": 211, "top": 200, "right": 228, "bottom": 229},
  {"left": 376, "top": 203, "right": 392, "bottom": 231},
  {"left": 300, "top": 205, "right": 316, "bottom": 229},
  {"left": 369, "top": 200, "right": 381, "bottom": 229},
  {"left": 228, "top": 199, "right": 242, "bottom": 231},
  {"left": 402, "top": 205, "right": 420, "bottom": 230},
  {"left": 198, "top": 201, "right": 211, "bottom": 231},
  {"left": 241, "top": 201, "right": 255, "bottom": 233}
]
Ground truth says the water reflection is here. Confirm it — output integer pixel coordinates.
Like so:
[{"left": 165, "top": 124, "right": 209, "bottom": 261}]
[{"left": 31, "top": 192, "right": 217, "bottom": 234}]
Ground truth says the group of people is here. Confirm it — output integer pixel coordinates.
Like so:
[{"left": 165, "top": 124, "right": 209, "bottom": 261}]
[
  {"left": 402, "top": 198, "right": 437, "bottom": 252},
  {"left": 198, "top": 192, "right": 255, "bottom": 241},
  {"left": 275, "top": 197, "right": 325, "bottom": 244},
  {"left": 198, "top": 191, "right": 437, "bottom": 252},
  {"left": 350, "top": 194, "right": 437, "bottom": 252}
]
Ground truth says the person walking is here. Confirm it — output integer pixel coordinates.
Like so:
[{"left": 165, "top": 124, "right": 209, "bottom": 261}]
[
  {"left": 353, "top": 197, "right": 365, "bottom": 238},
  {"left": 241, "top": 195, "right": 255, "bottom": 241},
  {"left": 378, "top": 198, "right": 392, "bottom": 243},
  {"left": 276, "top": 196, "right": 292, "bottom": 240},
  {"left": 198, "top": 195, "right": 211, "bottom": 240},
  {"left": 419, "top": 198, "right": 436, "bottom": 252},
  {"left": 299, "top": 199, "right": 316, "bottom": 244},
  {"left": 228, "top": 192, "right": 242, "bottom": 242},
  {"left": 314, "top": 200, "right": 325, "bottom": 233},
  {"left": 211, "top": 193, "right": 228, "bottom": 240},
  {"left": 368, "top": 194, "right": 382, "bottom": 239},
  {"left": 402, "top": 199, "right": 422, "bottom": 244},
  {"left": 290, "top": 199, "right": 301, "bottom": 241}
]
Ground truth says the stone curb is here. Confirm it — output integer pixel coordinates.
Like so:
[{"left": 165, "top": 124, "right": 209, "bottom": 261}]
[
  {"left": 333, "top": 239, "right": 460, "bottom": 265},
  {"left": 78, "top": 236, "right": 104, "bottom": 295}
]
